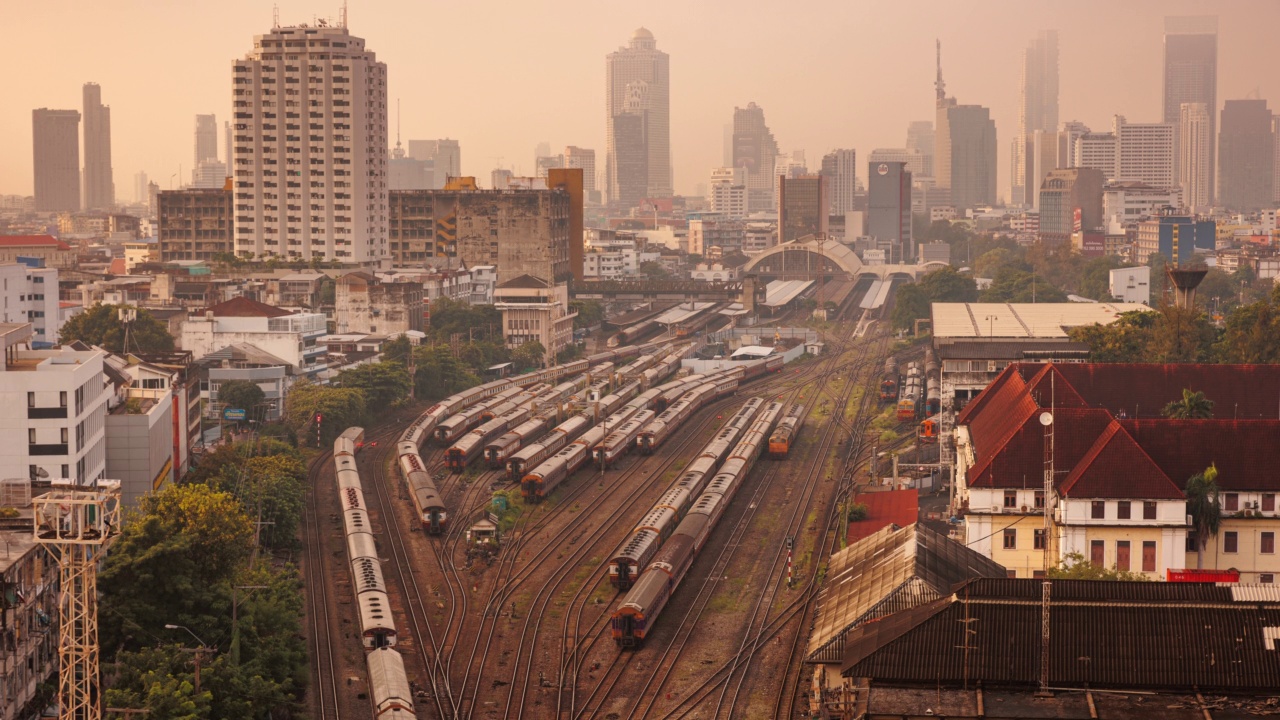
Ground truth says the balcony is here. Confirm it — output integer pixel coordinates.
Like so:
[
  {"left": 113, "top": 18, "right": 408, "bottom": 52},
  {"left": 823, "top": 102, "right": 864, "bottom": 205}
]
[
  {"left": 28, "top": 407, "right": 68, "bottom": 420},
  {"left": 29, "top": 443, "right": 68, "bottom": 456}
]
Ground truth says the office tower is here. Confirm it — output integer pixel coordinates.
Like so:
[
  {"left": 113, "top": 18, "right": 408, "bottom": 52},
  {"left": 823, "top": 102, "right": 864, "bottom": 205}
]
[
  {"left": 1115, "top": 116, "right": 1176, "bottom": 189},
  {"left": 134, "top": 172, "right": 149, "bottom": 205},
  {"left": 723, "top": 124, "right": 733, "bottom": 167},
  {"left": 231, "top": 21, "right": 388, "bottom": 263},
  {"left": 534, "top": 141, "right": 551, "bottom": 167},
  {"left": 32, "top": 109, "right": 81, "bottom": 212},
  {"left": 605, "top": 28, "right": 671, "bottom": 205},
  {"left": 610, "top": 110, "right": 648, "bottom": 209},
  {"left": 1274, "top": 115, "right": 1280, "bottom": 205},
  {"left": 82, "top": 83, "right": 115, "bottom": 210},
  {"left": 1178, "top": 103, "right": 1213, "bottom": 211},
  {"left": 564, "top": 147, "right": 597, "bottom": 196},
  {"left": 194, "top": 114, "right": 219, "bottom": 164},
  {"left": 1217, "top": 99, "right": 1275, "bottom": 212},
  {"left": 709, "top": 167, "right": 748, "bottom": 217},
  {"left": 535, "top": 154, "right": 565, "bottom": 178},
  {"left": 868, "top": 161, "right": 913, "bottom": 259},
  {"left": 732, "top": 102, "right": 779, "bottom": 211},
  {"left": 191, "top": 161, "right": 229, "bottom": 189},
  {"left": 224, "top": 121, "right": 232, "bottom": 170},
  {"left": 1013, "top": 30, "right": 1059, "bottom": 205},
  {"left": 408, "top": 139, "right": 461, "bottom": 188},
  {"left": 1038, "top": 168, "right": 1105, "bottom": 247},
  {"left": 868, "top": 149, "right": 926, "bottom": 178},
  {"left": 934, "top": 42, "right": 998, "bottom": 211},
  {"left": 1164, "top": 16, "right": 1218, "bottom": 202},
  {"left": 821, "top": 149, "right": 858, "bottom": 215},
  {"left": 777, "top": 175, "right": 828, "bottom": 243},
  {"left": 906, "top": 121, "right": 935, "bottom": 178}
]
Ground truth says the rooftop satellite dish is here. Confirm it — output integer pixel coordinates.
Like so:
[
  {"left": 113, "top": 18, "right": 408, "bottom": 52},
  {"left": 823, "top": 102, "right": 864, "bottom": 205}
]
[{"left": 1039, "top": 411, "right": 1054, "bottom": 426}]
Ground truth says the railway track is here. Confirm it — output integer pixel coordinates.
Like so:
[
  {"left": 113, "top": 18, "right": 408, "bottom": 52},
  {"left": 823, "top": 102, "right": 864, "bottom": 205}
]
[{"left": 302, "top": 448, "right": 343, "bottom": 720}]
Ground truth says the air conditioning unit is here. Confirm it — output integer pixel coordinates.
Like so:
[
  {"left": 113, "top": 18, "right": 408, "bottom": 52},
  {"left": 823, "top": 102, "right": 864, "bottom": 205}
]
[
  {"left": 1022, "top": 505, "right": 1030, "bottom": 512},
  {"left": 992, "top": 506, "right": 1002, "bottom": 514}
]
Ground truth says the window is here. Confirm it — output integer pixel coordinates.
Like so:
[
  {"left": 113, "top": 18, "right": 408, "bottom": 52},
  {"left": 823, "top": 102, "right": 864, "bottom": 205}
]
[
  {"left": 1261, "top": 574, "right": 1275, "bottom": 584},
  {"left": 1034, "top": 529, "right": 1046, "bottom": 550},
  {"left": 28, "top": 465, "right": 38, "bottom": 481},
  {"left": 28, "top": 428, "right": 35, "bottom": 445},
  {"left": 1225, "top": 493, "right": 1239, "bottom": 512},
  {"left": 1091, "top": 501, "right": 1105, "bottom": 519},
  {"left": 1262, "top": 532, "right": 1275, "bottom": 555},
  {"left": 1187, "top": 530, "right": 1198, "bottom": 553},
  {"left": 1034, "top": 491, "right": 1045, "bottom": 509},
  {"left": 1224, "top": 531, "right": 1238, "bottom": 554},
  {"left": 1032, "top": 570, "right": 1046, "bottom": 579},
  {"left": 1116, "top": 541, "right": 1131, "bottom": 571},
  {"left": 60, "top": 428, "right": 68, "bottom": 444},
  {"left": 1264, "top": 494, "right": 1275, "bottom": 513},
  {"left": 1006, "top": 569, "right": 1018, "bottom": 579},
  {"left": 60, "top": 464, "right": 68, "bottom": 479},
  {"left": 1003, "top": 529, "right": 1017, "bottom": 549},
  {"left": 59, "top": 391, "right": 66, "bottom": 407},
  {"left": 1090, "top": 540, "right": 1105, "bottom": 566},
  {"left": 1117, "top": 501, "right": 1131, "bottom": 520},
  {"left": 1142, "top": 541, "right": 1156, "bottom": 572},
  {"left": 27, "top": 392, "right": 34, "bottom": 407},
  {"left": 1143, "top": 501, "right": 1157, "bottom": 520},
  {"left": 1004, "top": 491, "right": 1017, "bottom": 508}
]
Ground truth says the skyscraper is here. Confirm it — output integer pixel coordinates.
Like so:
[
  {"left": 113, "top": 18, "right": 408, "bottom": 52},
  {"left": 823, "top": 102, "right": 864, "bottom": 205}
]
[
  {"left": 868, "top": 161, "right": 912, "bottom": 258},
  {"left": 1217, "top": 99, "right": 1275, "bottom": 212},
  {"left": 821, "top": 149, "right": 858, "bottom": 215},
  {"left": 778, "top": 175, "right": 828, "bottom": 243},
  {"left": 82, "top": 82, "right": 114, "bottom": 210},
  {"left": 408, "top": 139, "right": 461, "bottom": 188},
  {"left": 1013, "top": 30, "right": 1059, "bottom": 205},
  {"left": 934, "top": 42, "right": 998, "bottom": 211},
  {"left": 195, "top": 114, "right": 219, "bottom": 165},
  {"left": 732, "top": 102, "right": 779, "bottom": 211},
  {"left": 1163, "top": 16, "right": 1218, "bottom": 202},
  {"left": 1115, "top": 116, "right": 1176, "bottom": 189},
  {"left": 231, "top": 20, "right": 388, "bottom": 263},
  {"left": 1178, "top": 103, "right": 1213, "bottom": 211},
  {"left": 32, "top": 109, "right": 81, "bottom": 212},
  {"left": 906, "top": 121, "right": 935, "bottom": 178},
  {"left": 605, "top": 28, "right": 671, "bottom": 205}
]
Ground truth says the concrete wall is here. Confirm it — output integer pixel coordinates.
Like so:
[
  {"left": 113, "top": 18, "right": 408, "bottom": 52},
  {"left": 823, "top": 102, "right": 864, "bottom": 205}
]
[{"left": 106, "top": 400, "right": 174, "bottom": 509}]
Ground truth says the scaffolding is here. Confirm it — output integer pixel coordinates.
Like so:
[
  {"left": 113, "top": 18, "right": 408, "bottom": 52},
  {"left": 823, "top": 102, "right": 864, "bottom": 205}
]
[{"left": 33, "top": 481, "right": 121, "bottom": 720}]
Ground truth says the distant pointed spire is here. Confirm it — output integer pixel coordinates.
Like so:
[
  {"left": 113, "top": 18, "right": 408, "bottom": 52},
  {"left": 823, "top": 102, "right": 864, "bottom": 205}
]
[
  {"left": 392, "top": 98, "right": 404, "bottom": 159},
  {"left": 935, "top": 39, "right": 946, "bottom": 103}
]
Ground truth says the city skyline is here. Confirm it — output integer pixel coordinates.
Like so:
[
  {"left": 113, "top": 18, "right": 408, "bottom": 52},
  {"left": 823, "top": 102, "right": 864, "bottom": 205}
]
[{"left": 2, "top": 0, "right": 1278, "bottom": 201}]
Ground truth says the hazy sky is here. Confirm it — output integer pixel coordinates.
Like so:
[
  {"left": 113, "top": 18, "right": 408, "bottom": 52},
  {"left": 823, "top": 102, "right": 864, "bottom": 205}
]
[{"left": 4, "top": 0, "right": 1278, "bottom": 201}]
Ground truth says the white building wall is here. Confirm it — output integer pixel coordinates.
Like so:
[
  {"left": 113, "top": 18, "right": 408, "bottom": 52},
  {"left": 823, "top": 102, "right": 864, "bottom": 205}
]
[
  {"left": 0, "top": 349, "right": 110, "bottom": 485},
  {"left": 1110, "top": 266, "right": 1151, "bottom": 304}
]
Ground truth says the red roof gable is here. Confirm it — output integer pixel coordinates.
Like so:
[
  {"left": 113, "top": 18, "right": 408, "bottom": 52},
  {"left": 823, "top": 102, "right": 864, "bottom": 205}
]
[
  {"left": 0, "top": 235, "right": 71, "bottom": 250},
  {"left": 1058, "top": 421, "right": 1183, "bottom": 500},
  {"left": 202, "top": 296, "right": 292, "bottom": 318},
  {"left": 968, "top": 408, "right": 1115, "bottom": 491},
  {"left": 848, "top": 489, "right": 919, "bottom": 542}
]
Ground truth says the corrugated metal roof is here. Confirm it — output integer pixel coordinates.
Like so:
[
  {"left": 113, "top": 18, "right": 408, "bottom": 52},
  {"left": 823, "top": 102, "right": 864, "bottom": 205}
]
[
  {"left": 806, "top": 523, "right": 1005, "bottom": 664},
  {"left": 936, "top": 340, "right": 1092, "bottom": 360},
  {"left": 932, "top": 302, "right": 1149, "bottom": 339},
  {"left": 847, "top": 489, "right": 919, "bottom": 543},
  {"left": 843, "top": 578, "right": 1280, "bottom": 691}
]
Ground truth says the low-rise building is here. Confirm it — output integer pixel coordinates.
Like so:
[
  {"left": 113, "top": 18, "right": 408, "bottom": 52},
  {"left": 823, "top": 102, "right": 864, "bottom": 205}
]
[
  {"left": 1134, "top": 214, "right": 1216, "bottom": 265},
  {"left": 0, "top": 236, "right": 74, "bottom": 269},
  {"left": 494, "top": 276, "right": 576, "bottom": 366},
  {"left": 0, "top": 263, "right": 61, "bottom": 347},
  {"left": 104, "top": 353, "right": 176, "bottom": 507},
  {"left": 1109, "top": 266, "right": 1151, "bottom": 304},
  {"left": 180, "top": 296, "right": 327, "bottom": 378},
  {"left": 197, "top": 343, "right": 294, "bottom": 423},
  {"left": 334, "top": 272, "right": 425, "bottom": 335},
  {"left": 1102, "top": 181, "right": 1182, "bottom": 234},
  {"left": 0, "top": 497, "right": 57, "bottom": 720}
]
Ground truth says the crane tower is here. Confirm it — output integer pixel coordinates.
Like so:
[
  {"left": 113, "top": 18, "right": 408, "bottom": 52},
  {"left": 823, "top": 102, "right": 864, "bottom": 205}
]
[{"left": 34, "top": 480, "right": 121, "bottom": 720}]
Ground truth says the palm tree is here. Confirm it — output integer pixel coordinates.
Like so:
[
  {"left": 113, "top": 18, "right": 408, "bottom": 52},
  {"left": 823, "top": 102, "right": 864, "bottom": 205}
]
[
  {"left": 1185, "top": 464, "right": 1222, "bottom": 569},
  {"left": 1163, "top": 388, "right": 1215, "bottom": 419}
]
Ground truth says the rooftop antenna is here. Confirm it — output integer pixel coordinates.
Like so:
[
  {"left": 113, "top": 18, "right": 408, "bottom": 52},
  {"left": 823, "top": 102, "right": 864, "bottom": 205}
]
[
  {"left": 273, "top": 4, "right": 280, "bottom": 28},
  {"left": 340, "top": 0, "right": 348, "bottom": 28},
  {"left": 935, "top": 39, "right": 946, "bottom": 103},
  {"left": 392, "top": 99, "right": 405, "bottom": 159}
]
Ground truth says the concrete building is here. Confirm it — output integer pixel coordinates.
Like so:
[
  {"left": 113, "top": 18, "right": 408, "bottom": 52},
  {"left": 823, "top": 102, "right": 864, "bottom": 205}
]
[
  {"left": 31, "top": 109, "right": 81, "bottom": 213},
  {"left": 688, "top": 218, "right": 745, "bottom": 257},
  {"left": 81, "top": 83, "right": 114, "bottom": 211},
  {"left": 1110, "top": 265, "right": 1151, "bottom": 304},
  {"left": 494, "top": 275, "right": 576, "bottom": 366},
  {"left": 1012, "top": 30, "right": 1059, "bottom": 206},
  {"left": 732, "top": 103, "right": 780, "bottom": 212},
  {"left": 189, "top": 160, "right": 228, "bottom": 190},
  {"left": 1102, "top": 182, "right": 1182, "bottom": 234},
  {"left": 905, "top": 120, "right": 935, "bottom": 177},
  {"left": 866, "top": 149, "right": 925, "bottom": 179},
  {"left": 0, "top": 264, "right": 61, "bottom": 347},
  {"left": 104, "top": 354, "right": 176, "bottom": 507},
  {"left": 194, "top": 113, "right": 219, "bottom": 165},
  {"left": 546, "top": 168, "right": 585, "bottom": 283},
  {"left": 605, "top": 28, "right": 671, "bottom": 205},
  {"left": 231, "top": 22, "right": 388, "bottom": 263},
  {"left": 406, "top": 139, "right": 460, "bottom": 188},
  {"left": 1177, "top": 102, "right": 1213, "bottom": 211},
  {"left": 1037, "top": 168, "right": 1104, "bottom": 247},
  {"left": 867, "top": 161, "right": 912, "bottom": 257},
  {"left": 157, "top": 188, "right": 234, "bottom": 262},
  {"left": 936, "top": 103, "right": 998, "bottom": 211},
  {"left": 564, "top": 146, "right": 597, "bottom": 198},
  {"left": 1134, "top": 214, "right": 1216, "bottom": 265},
  {"left": 709, "top": 167, "right": 748, "bottom": 217},
  {"left": 389, "top": 141, "right": 434, "bottom": 191},
  {"left": 778, "top": 175, "right": 828, "bottom": 244},
  {"left": 0, "top": 517, "right": 57, "bottom": 720},
  {"left": 1218, "top": 99, "right": 1276, "bottom": 212},
  {"left": 333, "top": 272, "right": 425, "bottom": 335},
  {"left": 1115, "top": 116, "right": 1176, "bottom": 189},
  {"left": 180, "top": 296, "right": 327, "bottom": 377},
  {"left": 1164, "top": 15, "right": 1218, "bottom": 202},
  {"left": 199, "top": 344, "right": 293, "bottom": 423},
  {"left": 0, "top": 237, "right": 74, "bottom": 270},
  {"left": 820, "top": 149, "right": 858, "bottom": 215},
  {"left": 1074, "top": 131, "right": 1119, "bottom": 179}
]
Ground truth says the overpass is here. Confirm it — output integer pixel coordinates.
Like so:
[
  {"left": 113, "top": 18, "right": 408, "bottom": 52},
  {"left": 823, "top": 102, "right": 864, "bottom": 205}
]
[
  {"left": 571, "top": 278, "right": 766, "bottom": 306},
  {"left": 741, "top": 237, "right": 945, "bottom": 281}
]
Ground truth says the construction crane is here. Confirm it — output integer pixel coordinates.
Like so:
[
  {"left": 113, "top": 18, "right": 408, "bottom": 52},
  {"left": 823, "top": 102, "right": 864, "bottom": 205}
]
[{"left": 34, "top": 480, "right": 121, "bottom": 720}]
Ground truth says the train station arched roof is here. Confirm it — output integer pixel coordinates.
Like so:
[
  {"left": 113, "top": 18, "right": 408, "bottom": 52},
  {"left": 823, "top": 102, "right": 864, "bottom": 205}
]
[{"left": 742, "top": 237, "right": 863, "bottom": 278}]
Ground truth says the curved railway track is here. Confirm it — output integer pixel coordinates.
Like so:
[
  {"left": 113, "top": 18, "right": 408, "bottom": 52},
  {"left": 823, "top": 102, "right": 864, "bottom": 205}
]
[{"left": 302, "top": 448, "right": 342, "bottom": 720}]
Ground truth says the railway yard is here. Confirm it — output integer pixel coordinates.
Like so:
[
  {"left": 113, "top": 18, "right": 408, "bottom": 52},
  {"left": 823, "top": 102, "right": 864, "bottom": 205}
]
[{"left": 302, "top": 279, "right": 914, "bottom": 719}]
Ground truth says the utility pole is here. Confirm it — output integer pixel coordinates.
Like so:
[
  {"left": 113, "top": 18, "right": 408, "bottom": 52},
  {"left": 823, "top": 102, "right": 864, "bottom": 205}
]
[{"left": 231, "top": 585, "right": 269, "bottom": 666}]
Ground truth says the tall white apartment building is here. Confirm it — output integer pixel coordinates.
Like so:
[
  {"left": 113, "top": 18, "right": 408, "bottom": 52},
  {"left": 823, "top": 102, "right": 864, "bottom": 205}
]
[
  {"left": 821, "top": 149, "right": 858, "bottom": 215},
  {"left": 1115, "top": 116, "right": 1176, "bottom": 189},
  {"left": 231, "top": 22, "right": 389, "bottom": 264},
  {"left": 709, "top": 167, "right": 748, "bottom": 217},
  {"left": 1075, "top": 132, "right": 1119, "bottom": 179},
  {"left": 1178, "top": 102, "right": 1213, "bottom": 211},
  {"left": 0, "top": 264, "right": 61, "bottom": 346}
]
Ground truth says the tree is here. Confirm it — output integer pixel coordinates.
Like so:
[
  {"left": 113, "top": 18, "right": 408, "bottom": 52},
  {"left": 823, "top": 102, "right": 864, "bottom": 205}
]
[
  {"left": 1077, "top": 256, "right": 1128, "bottom": 301},
  {"left": 1048, "top": 552, "right": 1151, "bottom": 581},
  {"left": 382, "top": 335, "right": 413, "bottom": 363},
  {"left": 979, "top": 267, "right": 1068, "bottom": 303},
  {"left": 318, "top": 276, "right": 336, "bottom": 305},
  {"left": 58, "top": 303, "right": 175, "bottom": 352},
  {"left": 890, "top": 283, "right": 931, "bottom": 331},
  {"left": 640, "top": 260, "right": 671, "bottom": 279},
  {"left": 412, "top": 345, "right": 482, "bottom": 400},
  {"left": 1186, "top": 465, "right": 1222, "bottom": 569},
  {"left": 337, "top": 360, "right": 412, "bottom": 409},
  {"left": 215, "top": 455, "right": 306, "bottom": 548},
  {"left": 427, "top": 298, "right": 503, "bottom": 344},
  {"left": 1162, "top": 388, "right": 1215, "bottom": 419},
  {"left": 1147, "top": 305, "right": 1216, "bottom": 362},
  {"left": 1066, "top": 310, "right": 1159, "bottom": 363},
  {"left": 918, "top": 266, "right": 979, "bottom": 303},
  {"left": 283, "top": 380, "right": 367, "bottom": 447},
  {"left": 511, "top": 340, "right": 546, "bottom": 370},
  {"left": 1215, "top": 287, "right": 1280, "bottom": 363},
  {"left": 570, "top": 299, "right": 605, "bottom": 330},
  {"left": 215, "top": 380, "right": 265, "bottom": 419}
]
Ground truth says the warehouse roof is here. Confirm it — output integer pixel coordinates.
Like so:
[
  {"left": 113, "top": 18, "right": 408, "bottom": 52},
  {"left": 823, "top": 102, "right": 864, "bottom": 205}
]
[{"left": 931, "top": 302, "right": 1149, "bottom": 339}]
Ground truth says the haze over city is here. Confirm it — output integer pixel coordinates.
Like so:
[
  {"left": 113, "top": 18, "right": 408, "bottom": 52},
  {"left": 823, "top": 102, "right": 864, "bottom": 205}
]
[{"left": 4, "top": 0, "right": 1278, "bottom": 198}]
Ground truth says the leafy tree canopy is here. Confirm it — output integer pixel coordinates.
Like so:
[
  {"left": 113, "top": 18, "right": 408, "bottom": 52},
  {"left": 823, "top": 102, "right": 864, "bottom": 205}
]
[
  {"left": 511, "top": 339, "right": 547, "bottom": 370},
  {"left": 59, "top": 303, "right": 175, "bottom": 352},
  {"left": 215, "top": 380, "right": 265, "bottom": 417},
  {"left": 570, "top": 299, "right": 605, "bottom": 330},
  {"left": 1048, "top": 552, "right": 1151, "bottom": 581},
  {"left": 283, "top": 380, "right": 367, "bottom": 447},
  {"left": 337, "top": 360, "right": 412, "bottom": 409}
]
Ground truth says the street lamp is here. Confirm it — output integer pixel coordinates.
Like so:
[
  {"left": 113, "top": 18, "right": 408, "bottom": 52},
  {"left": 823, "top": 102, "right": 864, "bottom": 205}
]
[
  {"left": 165, "top": 624, "right": 212, "bottom": 694},
  {"left": 164, "top": 624, "right": 207, "bottom": 648}
]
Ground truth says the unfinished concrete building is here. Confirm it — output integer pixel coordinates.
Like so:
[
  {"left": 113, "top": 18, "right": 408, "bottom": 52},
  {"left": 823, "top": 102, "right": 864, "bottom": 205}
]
[
  {"left": 157, "top": 187, "right": 233, "bottom": 262},
  {"left": 334, "top": 272, "right": 426, "bottom": 335}
]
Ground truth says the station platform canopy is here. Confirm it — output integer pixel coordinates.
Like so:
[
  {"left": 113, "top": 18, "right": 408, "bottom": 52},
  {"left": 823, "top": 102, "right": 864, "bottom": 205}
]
[
  {"left": 763, "top": 279, "right": 814, "bottom": 308},
  {"left": 730, "top": 345, "right": 776, "bottom": 360},
  {"left": 655, "top": 302, "right": 715, "bottom": 325}
]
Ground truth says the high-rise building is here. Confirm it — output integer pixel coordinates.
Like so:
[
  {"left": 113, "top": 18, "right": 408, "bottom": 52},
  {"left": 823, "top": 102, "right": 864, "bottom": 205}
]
[
  {"left": 821, "top": 149, "right": 858, "bottom": 216},
  {"left": 1163, "top": 16, "right": 1218, "bottom": 202},
  {"left": 1038, "top": 168, "right": 1105, "bottom": 247},
  {"left": 709, "top": 167, "right": 748, "bottom": 217},
  {"left": 777, "top": 175, "right": 828, "bottom": 243},
  {"left": 157, "top": 187, "right": 233, "bottom": 262},
  {"left": 190, "top": 160, "right": 229, "bottom": 189},
  {"left": 1217, "top": 99, "right": 1275, "bottom": 212},
  {"left": 1013, "top": 30, "right": 1059, "bottom": 205},
  {"left": 1075, "top": 132, "right": 1119, "bottom": 179},
  {"left": 133, "top": 171, "right": 149, "bottom": 206},
  {"left": 906, "top": 121, "right": 935, "bottom": 177},
  {"left": 31, "top": 109, "right": 81, "bottom": 212},
  {"left": 389, "top": 140, "right": 433, "bottom": 191},
  {"left": 224, "top": 121, "right": 232, "bottom": 170},
  {"left": 868, "top": 161, "right": 912, "bottom": 258},
  {"left": 535, "top": 155, "right": 565, "bottom": 178},
  {"left": 564, "top": 146, "right": 597, "bottom": 196},
  {"left": 605, "top": 28, "right": 671, "bottom": 205},
  {"left": 534, "top": 141, "right": 552, "bottom": 166},
  {"left": 732, "top": 102, "right": 780, "bottom": 211},
  {"left": 408, "top": 139, "right": 461, "bottom": 188},
  {"left": 194, "top": 114, "right": 219, "bottom": 164},
  {"left": 867, "top": 149, "right": 926, "bottom": 179},
  {"left": 546, "top": 168, "right": 585, "bottom": 283},
  {"left": 1274, "top": 114, "right": 1280, "bottom": 205},
  {"left": 82, "top": 83, "right": 114, "bottom": 210},
  {"left": 1177, "top": 103, "right": 1213, "bottom": 211},
  {"left": 231, "top": 21, "right": 388, "bottom": 263},
  {"left": 934, "top": 42, "right": 998, "bottom": 211},
  {"left": 1115, "top": 116, "right": 1176, "bottom": 189}
]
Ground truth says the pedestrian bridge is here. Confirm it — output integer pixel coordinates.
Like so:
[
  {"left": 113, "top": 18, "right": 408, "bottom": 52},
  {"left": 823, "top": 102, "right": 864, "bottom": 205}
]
[{"left": 741, "top": 237, "right": 946, "bottom": 281}]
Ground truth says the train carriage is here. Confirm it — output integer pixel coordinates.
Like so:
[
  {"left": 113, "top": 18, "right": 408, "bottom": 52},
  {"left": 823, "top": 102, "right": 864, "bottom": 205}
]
[
  {"left": 609, "top": 528, "right": 661, "bottom": 590},
  {"left": 357, "top": 589, "right": 396, "bottom": 648},
  {"left": 367, "top": 647, "right": 416, "bottom": 718},
  {"left": 351, "top": 555, "right": 387, "bottom": 597},
  {"left": 767, "top": 404, "right": 806, "bottom": 459},
  {"left": 506, "top": 414, "right": 591, "bottom": 480},
  {"left": 594, "top": 409, "right": 656, "bottom": 467},
  {"left": 486, "top": 414, "right": 554, "bottom": 469},
  {"left": 397, "top": 443, "right": 446, "bottom": 533}
]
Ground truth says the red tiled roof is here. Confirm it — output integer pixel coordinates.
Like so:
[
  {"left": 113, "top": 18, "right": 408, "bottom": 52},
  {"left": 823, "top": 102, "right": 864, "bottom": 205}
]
[
  {"left": 968, "top": 408, "right": 1115, "bottom": 491},
  {"left": 108, "top": 258, "right": 126, "bottom": 275},
  {"left": 202, "top": 296, "right": 292, "bottom": 318},
  {"left": 1058, "top": 420, "right": 1183, "bottom": 500},
  {"left": 956, "top": 364, "right": 1020, "bottom": 426},
  {"left": 0, "top": 235, "right": 71, "bottom": 250},
  {"left": 848, "top": 489, "right": 919, "bottom": 542},
  {"left": 1121, "top": 419, "right": 1280, "bottom": 492}
]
